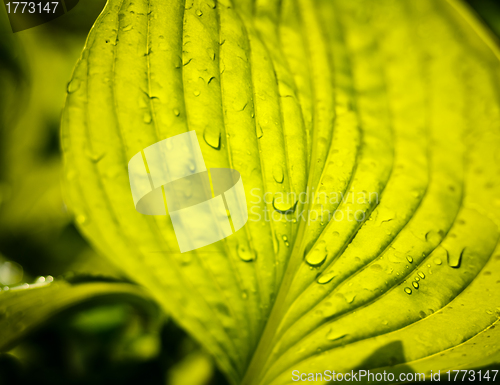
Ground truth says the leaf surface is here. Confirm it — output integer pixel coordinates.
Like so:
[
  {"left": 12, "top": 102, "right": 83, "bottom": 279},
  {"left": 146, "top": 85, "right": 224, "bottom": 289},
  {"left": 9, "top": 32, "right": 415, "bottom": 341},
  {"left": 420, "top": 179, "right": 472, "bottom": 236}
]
[{"left": 61, "top": 0, "right": 500, "bottom": 383}]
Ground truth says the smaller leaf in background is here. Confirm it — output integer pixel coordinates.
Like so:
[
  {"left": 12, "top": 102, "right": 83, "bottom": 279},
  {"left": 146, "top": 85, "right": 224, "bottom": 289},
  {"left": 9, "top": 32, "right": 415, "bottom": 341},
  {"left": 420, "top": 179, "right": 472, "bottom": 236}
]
[
  {"left": 1, "top": 295, "right": 225, "bottom": 385},
  {"left": 0, "top": 277, "right": 159, "bottom": 352}
]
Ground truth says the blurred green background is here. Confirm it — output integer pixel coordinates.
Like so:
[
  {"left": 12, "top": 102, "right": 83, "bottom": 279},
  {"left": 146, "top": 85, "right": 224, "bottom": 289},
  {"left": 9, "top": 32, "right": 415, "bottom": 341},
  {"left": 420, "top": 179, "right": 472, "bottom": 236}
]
[{"left": 0, "top": 0, "right": 499, "bottom": 384}]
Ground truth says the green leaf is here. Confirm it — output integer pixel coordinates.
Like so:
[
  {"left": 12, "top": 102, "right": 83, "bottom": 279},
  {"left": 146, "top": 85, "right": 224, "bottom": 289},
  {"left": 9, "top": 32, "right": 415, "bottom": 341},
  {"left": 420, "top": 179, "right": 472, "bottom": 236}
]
[
  {"left": 61, "top": 0, "right": 500, "bottom": 384},
  {"left": 0, "top": 278, "right": 159, "bottom": 352}
]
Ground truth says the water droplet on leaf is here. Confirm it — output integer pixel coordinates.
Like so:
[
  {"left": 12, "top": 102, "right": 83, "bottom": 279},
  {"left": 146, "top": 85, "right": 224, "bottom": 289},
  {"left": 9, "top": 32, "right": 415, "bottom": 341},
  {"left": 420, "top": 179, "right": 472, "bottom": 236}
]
[
  {"left": 256, "top": 125, "right": 263, "bottom": 139},
  {"left": 237, "top": 243, "right": 255, "bottom": 262},
  {"left": 318, "top": 271, "right": 336, "bottom": 284},
  {"left": 273, "top": 165, "right": 284, "bottom": 183},
  {"left": 207, "top": 47, "right": 215, "bottom": 60},
  {"left": 203, "top": 127, "right": 221, "bottom": 149},
  {"left": 76, "top": 215, "right": 87, "bottom": 225},
  {"left": 306, "top": 240, "right": 327, "bottom": 267},
  {"left": 447, "top": 247, "right": 464, "bottom": 268},
  {"left": 67, "top": 79, "right": 81, "bottom": 93},
  {"left": 326, "top": 328, "right": 348, "bottom": 341},
  {"left": 273, "top": 195, "right": 297, "bottom": 214}
]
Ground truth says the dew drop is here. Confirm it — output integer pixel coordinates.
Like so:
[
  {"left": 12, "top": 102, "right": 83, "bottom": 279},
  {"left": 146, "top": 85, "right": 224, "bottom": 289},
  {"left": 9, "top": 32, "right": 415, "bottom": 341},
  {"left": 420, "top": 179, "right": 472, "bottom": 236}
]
[
  {"left": 306, "top": 251, "right": 326, "bottom": 267},
  {"left": 193, "top": 90, "right": 201, "bottom": 96},
  {"left": 448, "top": 247, "right": 464, "bottom": 268},
  {"left": 76, "top": 215, "right": 87, "bottom": 225},
  {"left": 406, "top": 255, "right": 413, "bottom": 263},
  {"left": 388, "top": 253, "right": 401, "bottom": 264},
  {"left": 404, "top": 287, "right": 412, "bottom": 295},
  {"left": 143, "top": 112, "right": 152, "bottom": 124},
  {"left": 173, "top": 108, "right": 180, "bottom": 116},
  {"left": 203, "top": 127, "right": 221, "bottom": 149},
  {"left": 344, "top": 293, "right": 356, "bottom": 303},
  {"left": 174, "top": 56, "right": 182, "bottom": 68},
  {"left": 273, "top": 165, "right": 284, "bottom": 183},
  {"left": 425, "top": 230, "right": 441, "bottom": 244},
  {"left": 417, "top": 272, "right": 425, "bottom": 279},
  {"left": 273, "top": 195, "right": 297, "bottom": 214},
  {"left": 85, "top": 148, "right": 105, "bottom": 163},
  {"left": 180, "top": 253, "right": 192, "bottom": 266},
  {"left": 273, "top": 234, "right": 280, "bottom": 254},
  {"left": 196, "top": 9, "right": 203, "bottom": 16},
  {"left": 237, "top": 243, "right": 255, "bottom": 262},
  {"left": 207, "top": 47, "right": 215, "bottom": 60},
  {"left": 326, "top": 328, "right": 348, "bottom": 341},
  {"left": 305, "top": 240, "right": 327, "bottom": 267},
  {"left": 256, "top": 125, "right": 263, "bottom": 139},
  {"left": 317, "top": 271, "right": 336, "bottom": 284},
  {"left": 433, "top": 257, "right": 442, "bottom": 265},
  {"left": 412, "top": 281, "right": 419, "bottom": 289}
]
